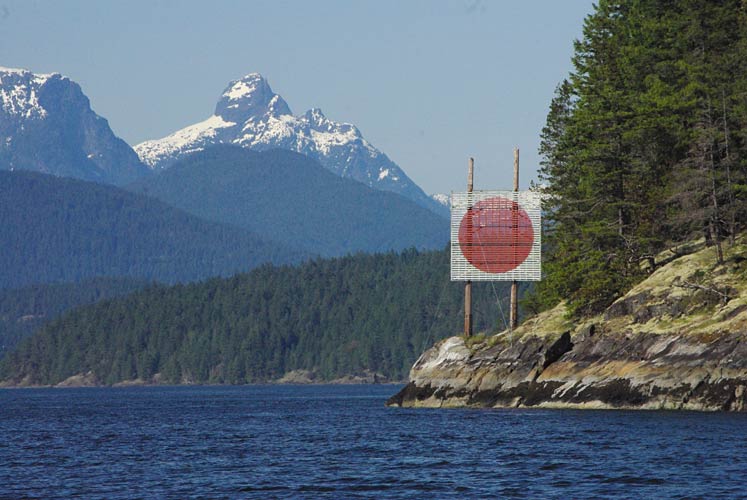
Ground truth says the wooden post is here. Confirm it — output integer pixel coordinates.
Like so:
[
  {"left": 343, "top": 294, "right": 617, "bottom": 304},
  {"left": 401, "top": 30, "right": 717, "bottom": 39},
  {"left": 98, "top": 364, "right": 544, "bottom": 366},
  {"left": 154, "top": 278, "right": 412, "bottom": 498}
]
[
  {"left": 464, "top": 157, "right": 474, "bottom": 337},
  {"left": 510, "top": 148, "right": 519, "bottom": 330}
]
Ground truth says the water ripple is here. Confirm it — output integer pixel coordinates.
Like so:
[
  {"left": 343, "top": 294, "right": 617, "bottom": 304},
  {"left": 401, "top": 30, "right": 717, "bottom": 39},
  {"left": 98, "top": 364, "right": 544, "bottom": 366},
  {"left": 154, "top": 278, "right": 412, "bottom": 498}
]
[{"left": 1, "top": 385, "right": 747, "bottom": 499}]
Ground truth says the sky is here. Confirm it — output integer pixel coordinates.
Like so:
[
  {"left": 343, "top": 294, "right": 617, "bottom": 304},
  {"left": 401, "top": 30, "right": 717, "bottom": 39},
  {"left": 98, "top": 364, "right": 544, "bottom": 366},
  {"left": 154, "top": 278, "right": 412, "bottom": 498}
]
[{"left": 0, "top": 0, "right": 593, "bottom": 195}]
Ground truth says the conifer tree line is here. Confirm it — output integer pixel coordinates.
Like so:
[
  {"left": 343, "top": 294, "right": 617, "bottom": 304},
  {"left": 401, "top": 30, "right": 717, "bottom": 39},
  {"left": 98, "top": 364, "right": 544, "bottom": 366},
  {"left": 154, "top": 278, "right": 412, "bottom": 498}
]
[
  {"left": 0, "top": 249, "right": 509, "bottom": 385},
  {"left": 530, "top": 0, "right": 747, "bottom": 315},
  {"left": 0, "top": 277, "right": 148, "bottom": 356}
]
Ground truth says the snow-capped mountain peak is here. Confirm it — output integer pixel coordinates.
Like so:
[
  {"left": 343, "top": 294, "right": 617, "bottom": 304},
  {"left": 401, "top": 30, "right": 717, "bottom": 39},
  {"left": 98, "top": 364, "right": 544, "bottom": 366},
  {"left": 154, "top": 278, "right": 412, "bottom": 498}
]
[
  {"left": 215, "top": 73, "right": 291, "bottom": 123},
  {"left": 303, "top": 107, "right": 327, "bottom": 127},
  {"left": 301, "top": 107, "right": 358, "bottom": 136},
  {"left": 135, "top": 72, "right": 447, "bottom": 216},
  {"left": 0, "top": 66, "right": 57, "bottom": 79},
  {"left": 0, "top": 67, "right": 148, "bottom": 184},
  {"left": 0, "top": 67, "right": 61, "bottom": 120},
  {"left": 223, "top": 73, "right": 265, "bottom": 99}
]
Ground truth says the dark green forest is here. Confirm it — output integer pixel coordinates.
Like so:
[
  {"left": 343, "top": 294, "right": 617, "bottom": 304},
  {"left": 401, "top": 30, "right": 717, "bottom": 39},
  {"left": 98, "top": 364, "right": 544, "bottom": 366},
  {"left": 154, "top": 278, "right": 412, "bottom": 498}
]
[
  {"left": 0, "top": 249, "right": 510, "bottom": 385},
  {"left": 127, "top": 147, "right": 449, "bottom": 257},
  {"left": 0, "top": 170, "right": 303, "bottom": 289},
  {"left": 0, "top": 277, "right": 149, "bottom": 356},
  {"left": 529, "top": 0, "right": 747, "bottom": 316}
]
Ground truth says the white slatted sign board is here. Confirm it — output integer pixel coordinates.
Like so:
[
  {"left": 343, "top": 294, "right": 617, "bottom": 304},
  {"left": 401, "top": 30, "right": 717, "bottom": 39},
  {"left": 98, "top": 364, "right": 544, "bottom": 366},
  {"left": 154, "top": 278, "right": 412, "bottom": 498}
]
[{"left": 451, "top": 190, "right": 541, "bottom": 281}]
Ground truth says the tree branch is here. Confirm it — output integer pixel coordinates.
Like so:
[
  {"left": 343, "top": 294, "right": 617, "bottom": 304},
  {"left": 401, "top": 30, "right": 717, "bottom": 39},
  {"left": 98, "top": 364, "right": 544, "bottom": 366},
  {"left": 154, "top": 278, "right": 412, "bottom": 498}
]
[{"left": 675, "top": 280, "right": 732, "bottom": 305}]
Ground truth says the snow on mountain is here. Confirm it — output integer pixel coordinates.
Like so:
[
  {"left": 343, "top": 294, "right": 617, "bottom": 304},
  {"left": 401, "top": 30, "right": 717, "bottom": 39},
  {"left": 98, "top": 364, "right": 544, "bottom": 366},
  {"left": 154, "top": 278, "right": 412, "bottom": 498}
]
[
  {"left": 134, "top": 114, "right": 237, "bottom": 166},
  {"left": 0, "top": 67, "right": 148, "bottom": 185},
  {"left": 135, "top": 73, "right": 447, "bottom": 217},
  {"left": 0, "top": 66, "right": 53, "bottom": 120},
  {"left": 431, "top": 193, "right": 451, "bottom": 208}
]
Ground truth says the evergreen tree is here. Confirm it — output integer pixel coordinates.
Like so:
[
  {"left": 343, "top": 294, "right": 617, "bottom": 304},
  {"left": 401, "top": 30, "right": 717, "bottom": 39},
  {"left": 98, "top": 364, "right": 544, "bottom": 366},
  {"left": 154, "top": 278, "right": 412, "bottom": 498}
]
[
  {"left": 533, "top": 0, "right": 747, "bottom": 315},
  {"left": 0, "top": 248, "right": 511, "bottom": 385}
]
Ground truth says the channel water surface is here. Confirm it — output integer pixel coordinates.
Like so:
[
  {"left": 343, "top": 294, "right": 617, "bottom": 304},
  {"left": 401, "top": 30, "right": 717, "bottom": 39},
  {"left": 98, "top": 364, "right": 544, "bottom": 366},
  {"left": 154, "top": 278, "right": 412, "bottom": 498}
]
[{"left": 1, "top": 385, "right": 746, "bottom": 498}]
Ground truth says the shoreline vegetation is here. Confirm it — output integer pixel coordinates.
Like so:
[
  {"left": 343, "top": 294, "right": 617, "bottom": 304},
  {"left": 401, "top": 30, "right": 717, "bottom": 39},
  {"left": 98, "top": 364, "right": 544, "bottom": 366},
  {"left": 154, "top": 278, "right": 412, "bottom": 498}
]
[
  {"left": 388, "top": 239, "right": 747, "bottom": 411},
  {"left": 0, "top": 249, "right": 507, "bottom": 388},
  {"left": 0, "top": 370, "right": 406, "bottom": 389}
]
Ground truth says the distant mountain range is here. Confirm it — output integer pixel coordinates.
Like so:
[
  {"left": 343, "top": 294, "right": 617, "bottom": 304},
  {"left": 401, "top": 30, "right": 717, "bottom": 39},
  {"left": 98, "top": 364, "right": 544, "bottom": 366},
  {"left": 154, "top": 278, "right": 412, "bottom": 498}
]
[
  {"left": 0, "top": 66, "right": 449, "bottom": 278},
  {"left": 134, "top": 73, "right": 447, "bottom": 217},
  {"left": 0, "top": 67, "right": 148, "bottom": 184},
  {"left": 0, "top": 67, "right": 447, "bottom": 218},
  {"left": 128, "top": 146, "right": 449, "bottom": 257},
  {"left": 0, "top": 170, "right": 303, "bottom": 289}
]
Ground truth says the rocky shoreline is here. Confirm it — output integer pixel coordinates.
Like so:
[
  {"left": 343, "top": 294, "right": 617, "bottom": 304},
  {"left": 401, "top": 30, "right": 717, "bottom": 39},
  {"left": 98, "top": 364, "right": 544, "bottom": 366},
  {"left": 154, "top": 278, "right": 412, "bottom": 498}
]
[
  {"left": 388, "top": 242, "right": 747, "bottom": 411},
  {"left": 386, "top": 329, "right": 747, "bottom": 411}
]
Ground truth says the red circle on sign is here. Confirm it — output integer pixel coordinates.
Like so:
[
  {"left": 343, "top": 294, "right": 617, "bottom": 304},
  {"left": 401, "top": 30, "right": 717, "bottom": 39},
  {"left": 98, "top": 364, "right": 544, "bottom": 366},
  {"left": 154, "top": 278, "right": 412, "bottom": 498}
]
[{"left": 458, "top": 197, "right": 534, "bottom": 273}]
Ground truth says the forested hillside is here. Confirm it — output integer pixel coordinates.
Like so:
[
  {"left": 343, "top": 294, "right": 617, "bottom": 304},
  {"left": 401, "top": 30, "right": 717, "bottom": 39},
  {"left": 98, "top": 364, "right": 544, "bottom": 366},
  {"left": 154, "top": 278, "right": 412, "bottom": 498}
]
[
  {"left": 531, "top": 0, "right": 747, "bottom": 316},
  {"left": 0, "top": 277, "right": 149, "bottom": 356},
  {"left": 127, "top": 147, "right": 449, "bottom": 256},
  {"left": 0, "top": 249, "right": 510, "bottom": 385},
  {"left": 0, "top": 170, "right": 303, "bottom": 289}
]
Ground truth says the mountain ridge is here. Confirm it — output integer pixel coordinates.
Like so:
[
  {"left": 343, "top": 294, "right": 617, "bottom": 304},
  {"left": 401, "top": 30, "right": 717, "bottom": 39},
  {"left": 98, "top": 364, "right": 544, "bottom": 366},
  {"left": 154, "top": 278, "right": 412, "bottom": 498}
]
[
  {"left": 127, "top": 146, "right": 449, "bottom": 257},
  {"left": 0, "top": 67, "right": 148, "bottom": 185},
  {"left": 135, "top": 73, "right": 447, "bottom": 216},
  {"left": 0, "top": 169, "right": 303, "bottom": 289}
]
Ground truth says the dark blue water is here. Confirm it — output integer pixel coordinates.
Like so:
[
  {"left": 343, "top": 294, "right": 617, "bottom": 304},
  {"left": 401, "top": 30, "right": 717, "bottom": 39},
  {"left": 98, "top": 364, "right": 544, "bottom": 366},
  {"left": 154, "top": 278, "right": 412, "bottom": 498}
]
[{"left": 1, "top": 385, "right": 746, "bottom": 499}]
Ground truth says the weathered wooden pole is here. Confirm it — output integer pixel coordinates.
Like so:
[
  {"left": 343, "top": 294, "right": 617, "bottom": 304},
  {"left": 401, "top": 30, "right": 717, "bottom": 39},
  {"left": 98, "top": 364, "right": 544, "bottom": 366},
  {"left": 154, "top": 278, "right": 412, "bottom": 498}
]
[
  {"left": 464, "top": 157, "right": 474, "bottom": 337},
  {"left": 510, "top": 148, "right": 519, "bottom": 330}
]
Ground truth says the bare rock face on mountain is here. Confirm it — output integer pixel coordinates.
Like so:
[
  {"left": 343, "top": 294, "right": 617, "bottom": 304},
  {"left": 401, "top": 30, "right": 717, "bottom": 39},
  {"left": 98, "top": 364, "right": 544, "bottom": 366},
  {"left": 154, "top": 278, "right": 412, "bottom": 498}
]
[
  {"left": 388, "top": 239, "right": 747, "bottom": 411},
  {"left": 0, "top": 67, "right": 148, "bottom": 185},
  {"left": 135, "top": 73, "right": 447, "bottom": 217}
]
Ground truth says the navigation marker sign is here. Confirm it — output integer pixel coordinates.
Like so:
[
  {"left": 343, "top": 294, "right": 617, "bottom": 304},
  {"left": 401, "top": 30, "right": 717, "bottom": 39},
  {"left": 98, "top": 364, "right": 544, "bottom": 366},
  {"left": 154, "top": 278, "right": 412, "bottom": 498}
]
[{"left": 450, "top": 190, "right": 541, "bottom": 281}]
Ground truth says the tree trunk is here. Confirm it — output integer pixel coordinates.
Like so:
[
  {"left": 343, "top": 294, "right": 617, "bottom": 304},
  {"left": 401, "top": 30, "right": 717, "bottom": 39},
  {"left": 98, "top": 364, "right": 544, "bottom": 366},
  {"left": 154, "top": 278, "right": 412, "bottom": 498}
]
[
  {"left": 706, "top": 97, "right": 724, "bottom": 265},
  {"left": 708, "top": 134, "right": 724, "bottom": 263},
  {"left": 721, "top": 92, "right": 736, "bottom": 245}
]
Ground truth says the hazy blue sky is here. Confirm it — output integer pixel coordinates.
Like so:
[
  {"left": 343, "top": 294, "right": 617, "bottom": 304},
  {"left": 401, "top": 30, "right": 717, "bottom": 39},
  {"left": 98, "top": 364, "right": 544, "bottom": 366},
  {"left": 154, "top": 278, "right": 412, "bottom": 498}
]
[{"left": 0, "top": 0, "right": 593, "bottom": 195}]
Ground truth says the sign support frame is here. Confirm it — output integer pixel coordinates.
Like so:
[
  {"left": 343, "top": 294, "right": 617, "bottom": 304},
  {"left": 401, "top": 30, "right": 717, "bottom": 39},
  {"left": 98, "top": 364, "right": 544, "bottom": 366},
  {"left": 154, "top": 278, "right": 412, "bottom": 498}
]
[
  {"left": 510, "top": 148, "right": 519, "bottom": 331},
  {"left": 464, "top": 157, "right": 474, "bottom": 338},
  {"left": 454, "top": 149, "right": 538, "bottom": 335}
]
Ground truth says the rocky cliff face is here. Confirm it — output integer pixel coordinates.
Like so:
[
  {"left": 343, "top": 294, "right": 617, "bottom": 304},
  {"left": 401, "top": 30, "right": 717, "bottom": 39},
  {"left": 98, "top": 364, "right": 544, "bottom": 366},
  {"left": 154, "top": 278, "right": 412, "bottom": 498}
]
[
  {"left": 0, "top": 67, "right": 148, "bottom": 185},
  {"left": 388, "top": 239, "right": 747, "bottom": 411}
]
